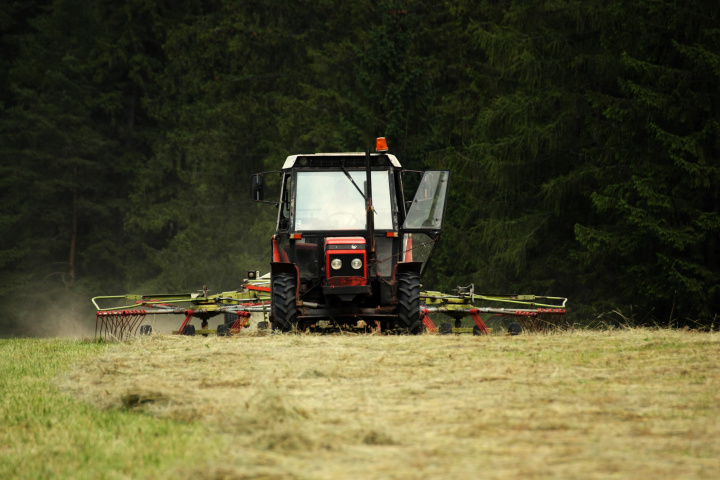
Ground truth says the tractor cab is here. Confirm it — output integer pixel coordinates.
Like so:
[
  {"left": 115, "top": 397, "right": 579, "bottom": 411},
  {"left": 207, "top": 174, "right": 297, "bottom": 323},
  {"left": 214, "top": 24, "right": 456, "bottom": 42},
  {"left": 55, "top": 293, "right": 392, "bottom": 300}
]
[{"left": 251, "top": 139, "right": 450, "bottom": 332}]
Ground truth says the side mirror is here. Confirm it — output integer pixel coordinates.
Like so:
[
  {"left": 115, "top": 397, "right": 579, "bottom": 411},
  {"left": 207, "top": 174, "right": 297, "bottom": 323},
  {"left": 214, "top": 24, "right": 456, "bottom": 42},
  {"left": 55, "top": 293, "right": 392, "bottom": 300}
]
[{"left": 251, "top": 174, "right": 264, "bottom": 201}]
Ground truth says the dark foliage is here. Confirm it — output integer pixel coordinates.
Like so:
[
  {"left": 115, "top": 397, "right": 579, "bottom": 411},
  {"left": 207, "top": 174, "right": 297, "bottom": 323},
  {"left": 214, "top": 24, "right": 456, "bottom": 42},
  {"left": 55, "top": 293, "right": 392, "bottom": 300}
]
[{"left": 1, "top": 0, "right": 718, "bottom": 333}]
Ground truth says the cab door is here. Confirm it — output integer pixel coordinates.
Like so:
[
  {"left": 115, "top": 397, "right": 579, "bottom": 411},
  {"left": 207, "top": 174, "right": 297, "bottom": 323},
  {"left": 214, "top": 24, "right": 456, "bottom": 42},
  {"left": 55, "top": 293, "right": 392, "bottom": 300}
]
[{"left": 401, "top": 170, "right": 450, "bottom": 276}]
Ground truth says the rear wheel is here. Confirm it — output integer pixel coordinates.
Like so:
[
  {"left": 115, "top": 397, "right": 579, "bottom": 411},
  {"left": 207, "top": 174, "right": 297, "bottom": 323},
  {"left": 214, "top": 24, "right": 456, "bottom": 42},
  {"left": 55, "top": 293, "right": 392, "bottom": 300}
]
[
  {"left": 397, "top": 273, "right": 421, "bottom": 334},
  {"left": 272, "top": 273, "right": 297, "bottom": 333}
]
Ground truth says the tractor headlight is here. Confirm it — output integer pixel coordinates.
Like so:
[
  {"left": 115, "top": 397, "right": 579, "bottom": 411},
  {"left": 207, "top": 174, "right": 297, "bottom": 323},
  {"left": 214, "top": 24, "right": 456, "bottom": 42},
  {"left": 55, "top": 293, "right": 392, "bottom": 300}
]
[
  {"left": 330, "top": 258, "right": 342, "bottom": 270},
  {"left": 351, "top": 258, "right": 363, "bottom": 270}
]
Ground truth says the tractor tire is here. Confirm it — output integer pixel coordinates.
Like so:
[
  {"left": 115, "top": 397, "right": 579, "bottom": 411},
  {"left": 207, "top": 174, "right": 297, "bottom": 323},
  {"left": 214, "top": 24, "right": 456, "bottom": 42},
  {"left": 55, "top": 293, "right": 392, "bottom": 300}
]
[
  {"left": 272, "top": 273, "right": 297, "bottom": 333},
  {"left": 140, "top": 325, "right": 152, "bottom": 335},
  {"left": 397, "top": 272, "right": 421, "bottom": 335}
]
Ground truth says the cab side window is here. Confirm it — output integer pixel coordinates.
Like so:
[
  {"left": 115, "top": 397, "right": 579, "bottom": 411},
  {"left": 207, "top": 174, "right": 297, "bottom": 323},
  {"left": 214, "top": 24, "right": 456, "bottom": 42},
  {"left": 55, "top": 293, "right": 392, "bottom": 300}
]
[{"left": 279, "top": 175, "right": 291, "bottom": 230}]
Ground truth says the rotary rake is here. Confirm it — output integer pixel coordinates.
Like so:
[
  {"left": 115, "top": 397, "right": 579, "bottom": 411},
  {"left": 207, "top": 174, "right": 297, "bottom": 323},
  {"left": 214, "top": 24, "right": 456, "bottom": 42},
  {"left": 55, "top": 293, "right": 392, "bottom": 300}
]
[
  {"left": 92, "top": 273, "right": 272, "bottom": 340},
  {"left": 91, "top": 276, "right": 567, "bottom": 339},
  {"left": 418, "top": 285, "right": 568, "bottom": 335}
]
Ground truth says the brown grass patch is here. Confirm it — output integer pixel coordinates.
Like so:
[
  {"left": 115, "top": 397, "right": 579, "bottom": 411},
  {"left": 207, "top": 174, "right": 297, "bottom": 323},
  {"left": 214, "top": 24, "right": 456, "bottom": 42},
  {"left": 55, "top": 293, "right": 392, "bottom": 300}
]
[{"left": 59, "top": 329, "right": 720, "bottom": 479}]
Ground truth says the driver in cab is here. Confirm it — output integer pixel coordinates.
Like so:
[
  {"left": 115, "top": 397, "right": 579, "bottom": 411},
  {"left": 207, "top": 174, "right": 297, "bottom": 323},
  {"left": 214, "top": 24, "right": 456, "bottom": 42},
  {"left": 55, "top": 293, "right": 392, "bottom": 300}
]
[{"left": 321, "top": 179, "right": 365, "bottom": 230}]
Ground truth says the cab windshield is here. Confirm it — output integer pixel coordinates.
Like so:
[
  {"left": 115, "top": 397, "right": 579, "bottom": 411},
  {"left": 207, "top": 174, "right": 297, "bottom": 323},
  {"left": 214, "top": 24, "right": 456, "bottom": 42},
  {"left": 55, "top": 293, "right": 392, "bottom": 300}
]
[{"left": 294, "top": 171, "right": 394, "bottom": 231}]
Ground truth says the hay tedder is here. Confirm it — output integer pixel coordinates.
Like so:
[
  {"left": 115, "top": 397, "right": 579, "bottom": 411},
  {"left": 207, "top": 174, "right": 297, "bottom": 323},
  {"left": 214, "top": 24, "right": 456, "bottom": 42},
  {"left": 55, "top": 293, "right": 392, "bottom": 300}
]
[{"left": 92, "top": 139, "right": 567, "bottom": 339}]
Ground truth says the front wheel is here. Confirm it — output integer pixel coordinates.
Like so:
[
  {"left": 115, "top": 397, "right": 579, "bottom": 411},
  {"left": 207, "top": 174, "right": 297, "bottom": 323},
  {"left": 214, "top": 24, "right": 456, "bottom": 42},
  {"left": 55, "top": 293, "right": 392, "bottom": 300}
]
[
  {"left": 272, "top": 273, "right": 298, "bottom": 333},
  {"left": 397, "top": 272, "right": 421, "bottom": 334}
]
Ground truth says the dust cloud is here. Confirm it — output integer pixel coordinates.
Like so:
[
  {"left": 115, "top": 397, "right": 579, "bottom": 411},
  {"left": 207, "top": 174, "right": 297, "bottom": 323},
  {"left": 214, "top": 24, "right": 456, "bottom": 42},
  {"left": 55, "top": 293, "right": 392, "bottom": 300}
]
[
  {"left": 2, "top": 285, "right": 267, "bottom": 338},
  {"left": 22, "top": 303, "right": 97, "bottom": 339}
]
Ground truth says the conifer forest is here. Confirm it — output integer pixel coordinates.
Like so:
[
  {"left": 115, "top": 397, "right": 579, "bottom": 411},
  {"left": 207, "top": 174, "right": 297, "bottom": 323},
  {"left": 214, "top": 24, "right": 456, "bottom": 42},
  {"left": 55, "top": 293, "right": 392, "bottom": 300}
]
[{"left": 1, "top": 0, "right": 718, "bottom": 334}]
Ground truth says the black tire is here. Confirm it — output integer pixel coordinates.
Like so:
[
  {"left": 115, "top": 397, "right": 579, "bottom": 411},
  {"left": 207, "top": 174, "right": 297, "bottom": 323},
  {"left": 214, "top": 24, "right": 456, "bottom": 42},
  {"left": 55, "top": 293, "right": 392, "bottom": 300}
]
[
  {"left": 473, "top": 325, "right": 483, "bottom": 336},
  {"left": 140, "top": 325, "right": 152, "bottom": 335},
  {"left": 438, "top": 322, "right": 453, "bottom": 335},
  {"left": 397, "top": 273, "right": 421, "bottom": 334},
  {"left": 508, "top": 322, "right": 522, "bottom": 336},
  {"left": 272, "top": 273, "right": 297, "bottom": 333},
  {"left": 217, "top": 324, "right": 229, "bottom": 336},
  {"left": 182, "top": 324, "right": 196, "bottom": 336}
]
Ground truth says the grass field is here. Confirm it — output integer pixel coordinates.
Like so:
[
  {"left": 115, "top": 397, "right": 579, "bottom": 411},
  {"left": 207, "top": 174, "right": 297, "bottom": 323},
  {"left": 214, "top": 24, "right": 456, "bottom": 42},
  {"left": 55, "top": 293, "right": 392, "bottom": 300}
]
[{"left": 2, "top": 328, "right": 719, "bottom": 479}]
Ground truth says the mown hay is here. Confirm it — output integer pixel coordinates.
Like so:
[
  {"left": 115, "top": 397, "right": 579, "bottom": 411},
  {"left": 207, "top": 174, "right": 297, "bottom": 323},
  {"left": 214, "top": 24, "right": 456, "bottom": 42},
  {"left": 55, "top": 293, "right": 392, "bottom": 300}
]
[{"left": 60, "top": 329, "right": 720, "bottom": 479}]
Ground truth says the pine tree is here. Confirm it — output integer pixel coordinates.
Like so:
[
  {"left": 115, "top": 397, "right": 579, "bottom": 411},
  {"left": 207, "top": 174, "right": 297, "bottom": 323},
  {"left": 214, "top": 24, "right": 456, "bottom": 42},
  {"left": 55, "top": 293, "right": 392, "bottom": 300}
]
[
  {"left": 0, "top": 0, "right": 185, "bottom": 331},
  {"left": 424, "top": 1, "right": 610, "bottom": 303},
  {"left": 576, "top": 0, "right": 720, "bottom": 322}
]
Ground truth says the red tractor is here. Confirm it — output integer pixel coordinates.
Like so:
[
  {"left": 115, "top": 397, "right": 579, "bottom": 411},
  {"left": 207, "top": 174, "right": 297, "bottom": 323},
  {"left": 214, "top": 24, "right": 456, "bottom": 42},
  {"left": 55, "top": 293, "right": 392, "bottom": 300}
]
[
  {"left": 91, "top": 139, "right": 566, "bottom": 339},
  {"left": 251, "top": 138, "right": 449, "bottom": 333}
]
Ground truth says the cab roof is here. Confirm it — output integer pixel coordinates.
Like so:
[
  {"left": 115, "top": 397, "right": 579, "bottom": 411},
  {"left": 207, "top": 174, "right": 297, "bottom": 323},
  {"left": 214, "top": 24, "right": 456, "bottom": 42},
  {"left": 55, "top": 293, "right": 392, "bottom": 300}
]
[{"left": 282, "top": 152, "right": 402, "bottom": 170}]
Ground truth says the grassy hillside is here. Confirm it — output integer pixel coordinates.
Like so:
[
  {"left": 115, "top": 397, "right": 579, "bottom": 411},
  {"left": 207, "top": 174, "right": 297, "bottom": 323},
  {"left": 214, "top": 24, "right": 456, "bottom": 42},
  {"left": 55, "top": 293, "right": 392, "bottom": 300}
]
[{"left": 2, "top": 330, "right": 719, "bottom": 479}]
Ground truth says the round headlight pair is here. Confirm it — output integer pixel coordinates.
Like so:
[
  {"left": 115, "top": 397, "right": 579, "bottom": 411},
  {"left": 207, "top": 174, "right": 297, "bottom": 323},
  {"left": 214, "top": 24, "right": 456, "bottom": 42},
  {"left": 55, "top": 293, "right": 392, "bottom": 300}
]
[{"left": 330, "top": 258, "right": 363, "bottom": 270}]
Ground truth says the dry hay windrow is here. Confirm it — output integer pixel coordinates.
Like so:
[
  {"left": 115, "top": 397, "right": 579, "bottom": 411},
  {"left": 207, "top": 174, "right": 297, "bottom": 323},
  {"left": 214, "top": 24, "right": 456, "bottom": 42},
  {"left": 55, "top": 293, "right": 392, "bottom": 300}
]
[{"left": 59, "top": 329, "right": 720, "bottom": 480}]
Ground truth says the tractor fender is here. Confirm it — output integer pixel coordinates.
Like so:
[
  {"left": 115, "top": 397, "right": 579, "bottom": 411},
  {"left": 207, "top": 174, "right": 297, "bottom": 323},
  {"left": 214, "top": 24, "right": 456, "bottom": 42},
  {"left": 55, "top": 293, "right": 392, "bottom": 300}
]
[
  {"left": 393, "top": 261, "right": 422, "bottom": 280},
  {"left": 270, "top": 262, "right": 300, "bottom": 298}
]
